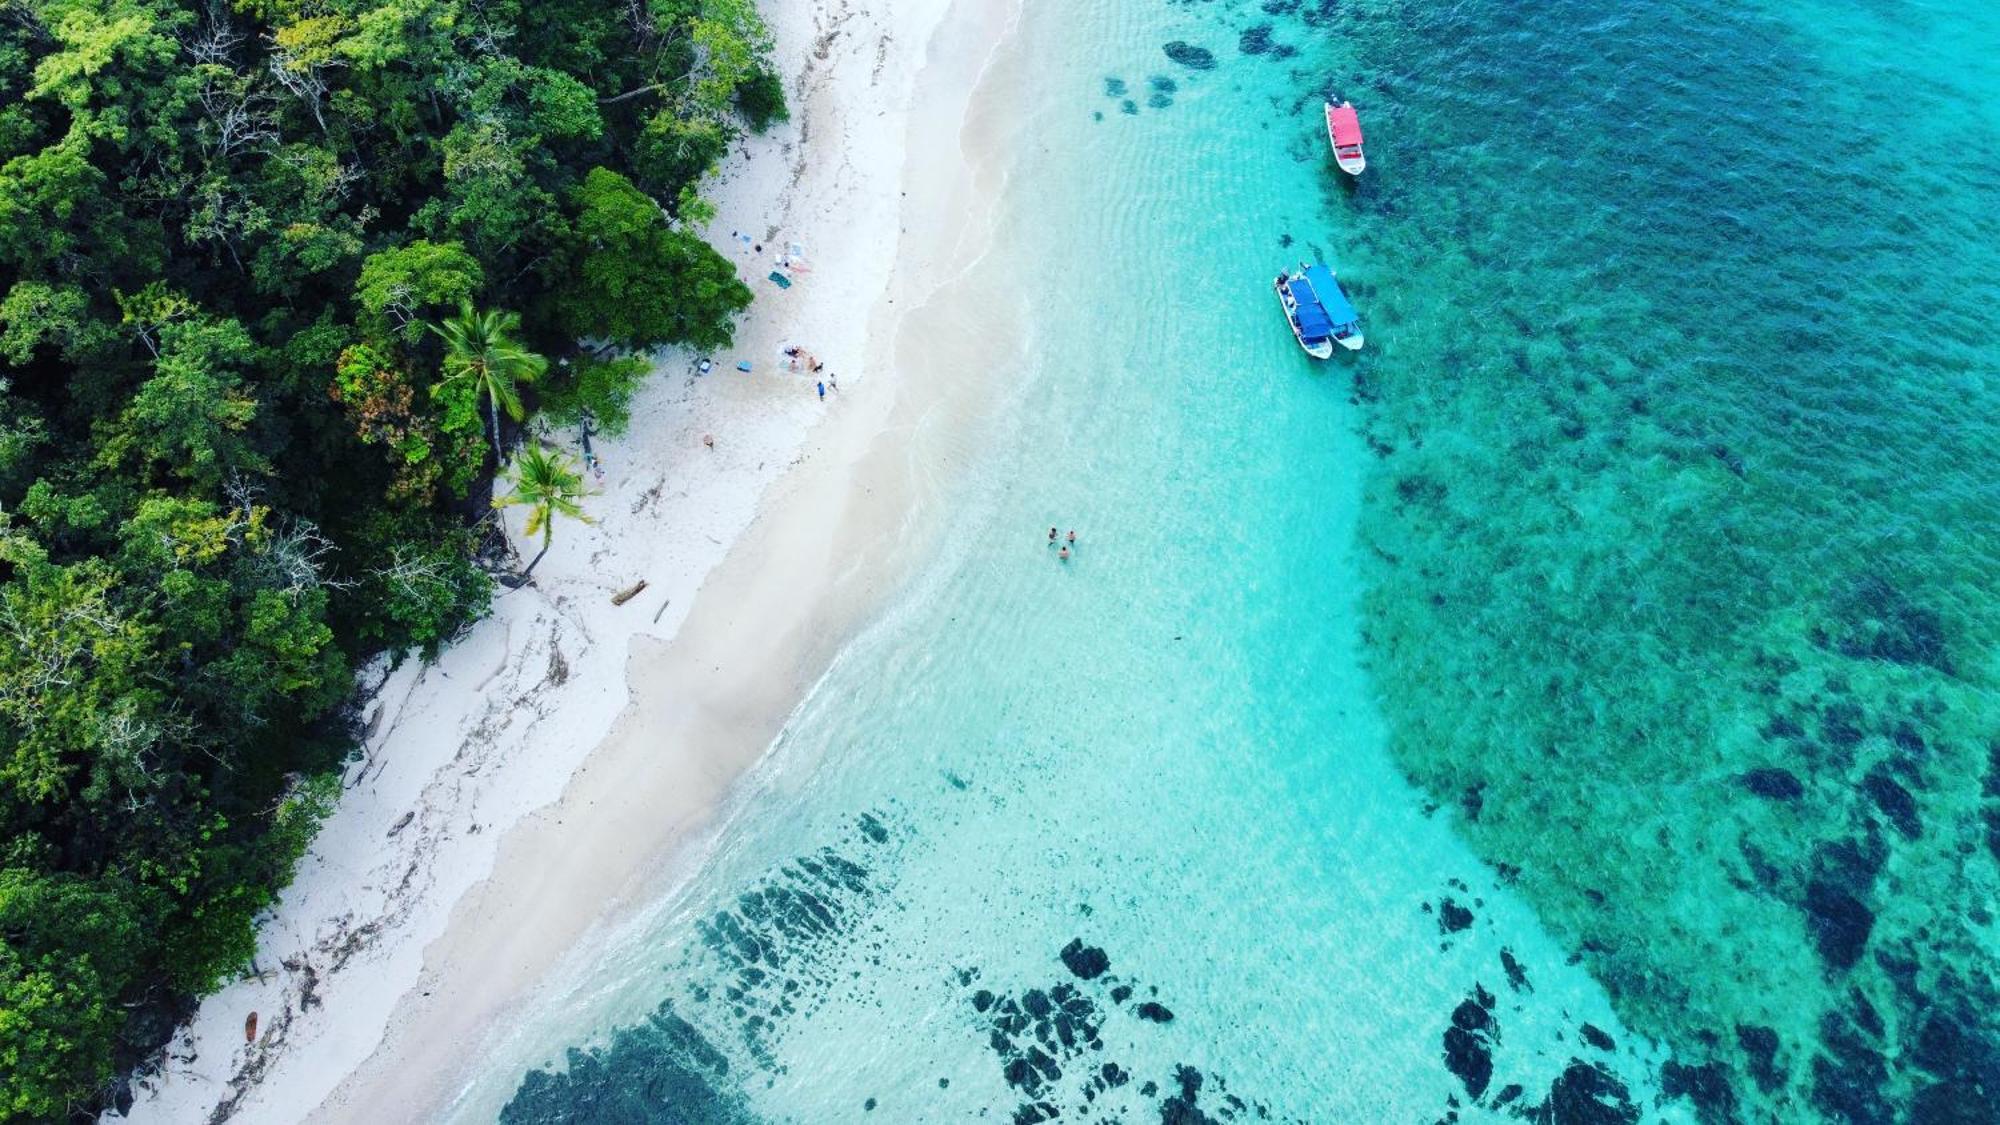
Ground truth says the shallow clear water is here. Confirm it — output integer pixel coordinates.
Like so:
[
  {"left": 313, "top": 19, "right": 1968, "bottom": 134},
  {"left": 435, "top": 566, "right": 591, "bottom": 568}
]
[{"left": 465, "top": 0, "right": 2000, "bottom": 1121}]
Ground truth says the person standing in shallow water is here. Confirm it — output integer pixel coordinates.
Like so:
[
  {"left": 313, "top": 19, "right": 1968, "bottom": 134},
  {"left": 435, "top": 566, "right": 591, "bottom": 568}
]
[
  {"left": 1059, "top": 546, "right": 1070, "bottom": 561},
  {"left": 1048, "top": 527, "right": 1057, "bottom": 544}
]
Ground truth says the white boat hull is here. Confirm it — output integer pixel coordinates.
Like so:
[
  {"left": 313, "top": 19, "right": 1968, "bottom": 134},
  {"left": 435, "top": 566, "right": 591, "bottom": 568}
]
[
  {"left": 1325, "top": 101, "right": 1366, "bottom": 177},
  {"left": 1275, "top": 281, "right": 1335, "bottom": 359}
]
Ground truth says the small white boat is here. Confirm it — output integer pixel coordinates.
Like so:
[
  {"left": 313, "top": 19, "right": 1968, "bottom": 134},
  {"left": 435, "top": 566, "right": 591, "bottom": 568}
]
[
  {"left": 1275, "top": 264, "right": 1363, "bottom": 356},
  {"left": 1325, "top": 100, "right": 1365, "bottom": 175}
]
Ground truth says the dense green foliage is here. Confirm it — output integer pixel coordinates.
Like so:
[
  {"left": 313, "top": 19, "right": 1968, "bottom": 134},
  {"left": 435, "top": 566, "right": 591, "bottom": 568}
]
[{"left": 0, "top": 0, "right": 777, "bottom": 1117}]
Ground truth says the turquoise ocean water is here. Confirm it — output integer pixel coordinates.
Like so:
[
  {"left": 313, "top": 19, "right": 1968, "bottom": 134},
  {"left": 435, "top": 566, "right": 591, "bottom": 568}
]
[{"left": 462, "top": 1, "right": 2000, "bottom": 1121}]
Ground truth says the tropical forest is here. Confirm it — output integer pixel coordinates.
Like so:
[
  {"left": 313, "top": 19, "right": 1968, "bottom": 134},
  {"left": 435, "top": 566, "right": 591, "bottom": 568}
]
[{"left": 0, "top": 0, "right": 779, "bottom": 1117}]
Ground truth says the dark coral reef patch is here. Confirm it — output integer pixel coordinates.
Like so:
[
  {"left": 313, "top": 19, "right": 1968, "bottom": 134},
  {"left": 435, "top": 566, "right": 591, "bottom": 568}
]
[
  {"left": 970, "top": 939, "right": 1271, "bottom": 1122},
  {"left": 1162, "top": 41, "right": 1218, "bottom": 70},
  {"left": 1332, "top": 0, "right": 2000, "bottom": 1117}
]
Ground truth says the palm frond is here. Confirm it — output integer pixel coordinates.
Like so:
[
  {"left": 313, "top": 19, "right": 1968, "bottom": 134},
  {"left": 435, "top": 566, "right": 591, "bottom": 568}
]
[{"left": 494, "top": 444, "right": 591, "bottom": 552}]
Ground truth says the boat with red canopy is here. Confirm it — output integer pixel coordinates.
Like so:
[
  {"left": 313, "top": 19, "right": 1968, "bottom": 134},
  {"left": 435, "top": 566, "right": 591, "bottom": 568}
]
[{"left": 1325, "top": 100, "right": 1365, "bottom": 175}]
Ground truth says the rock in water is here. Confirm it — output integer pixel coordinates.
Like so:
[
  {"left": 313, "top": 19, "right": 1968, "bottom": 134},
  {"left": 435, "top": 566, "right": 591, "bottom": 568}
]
[
  {"left": 1661, "top": 1059, "right": 1738, "bottom": 1121},
  {"left": 1736, "top": 1024, "right": 1784, "bottom": 1093},
  {"left": 1451, "top": 998, "right": 1493, "bottom": 1035},
  {"left": 1537, "top": 1059, "right": 1640, "bottom": 1124},
  {"left": 1443, "top": 991, "right": 1498, "bottom": 1099},
  {"left": 1022, "top": 989, "right": 1051, "bottom": 1018},
  {"left": 1861, "top": 767, "right": 1921, "bottom": 839},
  {"left": 1804, "top": 878, "right": 1875, "bottom": 970},
  {"left": 1162, "top": 41, "right": 1217, "bottom": 70},
  {"left": 1738, "top": 767, "right": 1804, "bottom": 799},
  {"left": 1438, "top": 898, "right": 1475, "bottom": 933},
  {"left": 1444, "top": 1025, "right": 1494, "bottom": 1100},
  {"left": 1059, "top": 938, "right": 1110, "bottom": 980}
]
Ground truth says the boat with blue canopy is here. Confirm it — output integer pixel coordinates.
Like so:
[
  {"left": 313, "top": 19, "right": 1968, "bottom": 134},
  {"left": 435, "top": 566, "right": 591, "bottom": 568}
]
[{"left": 1274, "top": 263, "right": 1363, "bottom": 357}]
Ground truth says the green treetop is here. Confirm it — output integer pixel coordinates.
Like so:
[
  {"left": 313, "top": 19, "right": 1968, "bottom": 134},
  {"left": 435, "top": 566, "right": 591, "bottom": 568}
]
[
  {"left": 430, "top": 302, "right": 548, "bottom": 462},
  {"left": 493, "top": 443, "right": 590, "bottom": 578}
]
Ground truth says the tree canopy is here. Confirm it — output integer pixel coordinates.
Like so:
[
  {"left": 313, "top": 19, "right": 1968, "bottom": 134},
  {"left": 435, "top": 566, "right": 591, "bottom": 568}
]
[
  {"left": 495, "top": 443, "right": 591, "bottom": 578},
  {"left": 0, "top": 0, "right": 781, "bottom": 1117}
]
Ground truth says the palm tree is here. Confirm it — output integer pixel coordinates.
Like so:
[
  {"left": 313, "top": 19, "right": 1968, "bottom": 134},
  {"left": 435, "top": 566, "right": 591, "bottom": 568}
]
[
  {"left": 493, "top": 444, "right": 592, "bottom": 578},
  {"left": 431, "top": 301, "right": 548, "bottom": 460}
]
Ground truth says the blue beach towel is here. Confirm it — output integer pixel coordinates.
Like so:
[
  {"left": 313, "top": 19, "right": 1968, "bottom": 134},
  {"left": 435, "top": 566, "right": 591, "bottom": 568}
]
[{"left": 768, "top": 271, "right": 792, "bottom": 289}]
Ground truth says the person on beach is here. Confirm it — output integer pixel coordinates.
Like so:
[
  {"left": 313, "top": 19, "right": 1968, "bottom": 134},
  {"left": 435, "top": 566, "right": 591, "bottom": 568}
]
[
  {"left": 784, "top": 346, "right": 799, "bottom": 357},
  {"left": 816, "top": 381, "right": 826, "bottom": 400}
]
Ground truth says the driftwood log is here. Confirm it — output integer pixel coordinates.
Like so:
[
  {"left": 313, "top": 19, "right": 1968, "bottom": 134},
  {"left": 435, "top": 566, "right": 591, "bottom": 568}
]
[{"left": 610, "top": 579, "right": 648, "bottom": 606}]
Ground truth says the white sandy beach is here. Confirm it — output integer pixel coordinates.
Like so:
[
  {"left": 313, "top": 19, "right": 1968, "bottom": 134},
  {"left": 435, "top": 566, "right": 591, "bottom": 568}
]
[{"left": 109, "top": 0, "right": 1024, "bottom": 1120}]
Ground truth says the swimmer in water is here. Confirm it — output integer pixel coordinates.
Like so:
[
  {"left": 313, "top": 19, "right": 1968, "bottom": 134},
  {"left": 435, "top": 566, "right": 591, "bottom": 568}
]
[{"left": 1059, "top": 546, "right": 1070, "bottom": 561}]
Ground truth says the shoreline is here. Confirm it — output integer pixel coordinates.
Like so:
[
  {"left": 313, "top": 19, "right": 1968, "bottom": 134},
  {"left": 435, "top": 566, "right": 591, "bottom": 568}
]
[{"left": 108, "top": 0, "right": 1024, "bottom": 1120}]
